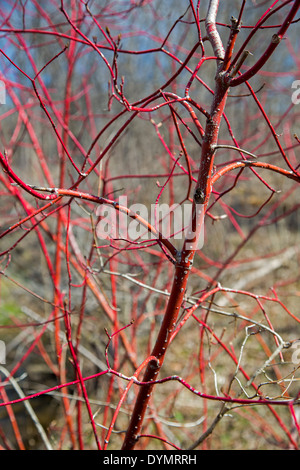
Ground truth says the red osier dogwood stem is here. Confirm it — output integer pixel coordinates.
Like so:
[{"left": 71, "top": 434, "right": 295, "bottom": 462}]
[{"left": 122, "top": 58, "right": 229, "bottom": 452}]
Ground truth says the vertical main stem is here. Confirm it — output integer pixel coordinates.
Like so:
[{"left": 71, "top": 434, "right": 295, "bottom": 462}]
[
  {"left": 54, "top": 0, "right": 78, "bottom": 448},
  {"left": 122, "top": 77, "right": 229, "bottom": 450},
  {"left": 121, "top": 264, "right": 190, "bottom": 450}
]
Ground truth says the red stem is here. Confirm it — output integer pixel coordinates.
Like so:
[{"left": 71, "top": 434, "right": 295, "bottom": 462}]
[
  {"left": 229, "top": 1, "right": 300, "bottom": 86},
  {"left": 121, "top": 57, "right": 230, "bottom": 452}
]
